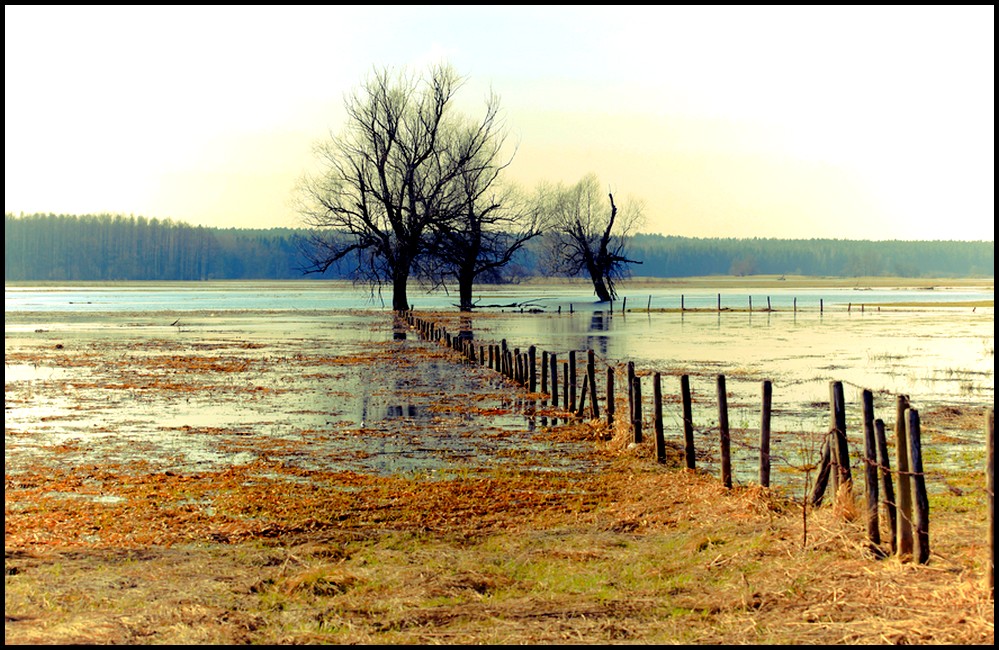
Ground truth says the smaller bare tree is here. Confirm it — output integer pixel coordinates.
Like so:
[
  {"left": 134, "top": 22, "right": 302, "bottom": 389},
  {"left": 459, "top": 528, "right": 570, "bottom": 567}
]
[{"left": 542, "top": 173, "right": 644, "bottom": 302}]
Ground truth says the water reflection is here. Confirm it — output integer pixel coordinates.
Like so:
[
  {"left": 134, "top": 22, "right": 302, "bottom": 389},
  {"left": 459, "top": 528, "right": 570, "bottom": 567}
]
[
  {"left": 587, "top": 310, "right": 610, "bottom": 357},
  {"left": 392, "top": 314, "right": 408, "bottom": 340}
]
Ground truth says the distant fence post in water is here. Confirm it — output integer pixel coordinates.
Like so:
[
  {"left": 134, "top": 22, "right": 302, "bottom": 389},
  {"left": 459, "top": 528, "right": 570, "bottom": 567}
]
[{"left": 718, "top": 374, "right": 732, "bottom": 489}]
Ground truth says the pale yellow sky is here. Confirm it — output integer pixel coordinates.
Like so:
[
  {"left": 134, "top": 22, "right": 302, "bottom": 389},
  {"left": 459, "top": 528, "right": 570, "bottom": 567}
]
[{"left": 4, "top": 5, "right": 994, "bottom": 240}]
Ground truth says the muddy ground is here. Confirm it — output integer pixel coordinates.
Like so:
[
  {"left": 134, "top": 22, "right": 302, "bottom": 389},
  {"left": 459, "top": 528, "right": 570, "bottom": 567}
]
[{"left": 4, "top": 306, "right": 994, "bottom": 644}]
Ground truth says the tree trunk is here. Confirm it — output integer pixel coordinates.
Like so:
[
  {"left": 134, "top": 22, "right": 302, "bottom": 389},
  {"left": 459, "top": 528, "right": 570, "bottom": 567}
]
[
  {"left": 458, "top": 269, "right": 475, "bottom": 312},
  {"left": 392, "top": 269, "right": 410, "bottom": 312},
  {"left": 589, "top": 270, "right": 612, "bottom": 302}
]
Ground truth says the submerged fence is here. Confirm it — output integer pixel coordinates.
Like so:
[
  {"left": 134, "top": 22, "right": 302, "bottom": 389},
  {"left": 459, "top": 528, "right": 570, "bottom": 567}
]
[{"left": 401, "top": 310, "right": 994, "bottom": 596}]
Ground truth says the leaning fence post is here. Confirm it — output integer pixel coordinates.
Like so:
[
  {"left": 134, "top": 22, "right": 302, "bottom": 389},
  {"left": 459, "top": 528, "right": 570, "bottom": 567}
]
[
  {"left": 681, "top": 374, "right": 695, "bottom": 470},
  {"left": 830, "top": 381, "right": 853, "bottom": 504},
  {"left": 811, "top": 438, "right": 832, "bottom": 507},
  {"left": 862, "top": 389, "right": 882, "bottom": 551},
  {"left": 760, "top": 380, "right": 772, "bottom": 487},
  {"left": 718, "top": 374, "right": 732, "bottom": 489},
  {"left": 908, "top": 408, "right": 930, "bottom": 564},
  {"left": 654, "top": 372, "right": 665, "bottom": 463}
]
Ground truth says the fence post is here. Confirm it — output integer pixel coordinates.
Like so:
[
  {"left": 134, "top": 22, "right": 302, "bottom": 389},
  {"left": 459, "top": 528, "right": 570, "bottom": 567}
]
[
  {"left": 632, "top": 375, "right": 643, "bottom": 444},
  {"left": 587, "top": 349, "right": 599, "bottom": 418},
  {"left": 718, "top": 374, "right": 731, "bottom": 489},
  {"left": 862, "top": 389, "right": 882, "bottom": 552},
  {"left": 895, "top": 395, "right": 914, "bottom": 560},
  {"left": 830, "top": 381, "right": 853, "bottom": 498},
  {"left": 627, "top": 361, "right": 636, "bottom": 434},
  {"left": 682, "top": 374, "right": 695, "bottom": 470},
  {"left": 987, "top": 407, "right": 994, "bottom": 598},
  {"left": 654, "top": 372, "right": 665, "bottom": 463},
  {"left": 549, "top": 353, "right": 558, "bottom": 409},
  {"left": 529, "top": 345, "right": 537, "bottom": 393},
  {"left": 562, "top": 361, "right": 570, "bottom": 414},
  {"left": 908, "top": 408, "right": 930, "bottom": 564},
  {"left": 760, "top": 380, "right": 772, "bottom": 487},
  {"left": 541, "top": 350, "right": 548, "bottom": 397},
  {"left": 875, "top": 418, "right": 898, "bottom": 555},
  {"left": 811, "top": 438, "right": 832, "bottom": 507},
  {"left": 606, "top": 366, "right": 615, "bottom": 428},
  {"left": 569, "top": 350, "right": 577, "bottom": 414}
]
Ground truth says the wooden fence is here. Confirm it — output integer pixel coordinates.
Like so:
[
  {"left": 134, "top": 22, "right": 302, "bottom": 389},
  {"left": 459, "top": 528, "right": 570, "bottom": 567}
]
[{"left": 401, "top": 310, "right": 994, "bottom": 596}]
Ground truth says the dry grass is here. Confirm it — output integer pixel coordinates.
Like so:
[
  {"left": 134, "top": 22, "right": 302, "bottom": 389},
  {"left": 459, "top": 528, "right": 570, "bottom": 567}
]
[{"left": 6, "top": 422, "right": 993, "bottom": 644}]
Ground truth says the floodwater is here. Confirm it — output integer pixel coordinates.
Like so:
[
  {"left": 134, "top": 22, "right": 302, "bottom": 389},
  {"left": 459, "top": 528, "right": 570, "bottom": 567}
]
[{"left": 4, "top": 281, "right": 994, "bottom": 492}]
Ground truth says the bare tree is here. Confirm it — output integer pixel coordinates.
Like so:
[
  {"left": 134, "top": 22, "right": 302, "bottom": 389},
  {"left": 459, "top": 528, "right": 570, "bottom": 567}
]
[
  {"left": 296, "top": 63, "right": 504, "bottom": 311},
  {"left": 542, "top": 173, "right": 644, "bottom": 302},
  {"left": 425, "top": 166, "right": 545, "bottom": 311}
]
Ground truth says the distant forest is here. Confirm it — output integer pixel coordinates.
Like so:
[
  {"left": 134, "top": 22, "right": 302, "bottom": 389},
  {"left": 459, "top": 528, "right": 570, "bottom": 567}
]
[{"left": 5, "top": 213, "right": 994, "bottom": 282}]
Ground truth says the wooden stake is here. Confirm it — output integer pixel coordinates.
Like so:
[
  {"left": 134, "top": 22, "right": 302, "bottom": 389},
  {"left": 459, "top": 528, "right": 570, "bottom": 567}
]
[
  {"left": 681, "top": 374, "right": 695, "bottom": 470},
  {"left": 862, "top": 389, "right": 882, "bottom": 550},
  {"left": 908, "top": 408, "right": 930, "bottom": 564},
  {"left": 895, "top": 395, "right": 914, "bottom": 560},
  {"left": 875, "top": 418, "right": 898, "bottom": 554},
  {"left": 654, "top": 372, "right": 665, "bottom": 463},
  {"left": 760, "top": 380, "right": 772, "bottom": 487},
  {"left": 718, "top": 374, "right": 731, "bottom": 489}
]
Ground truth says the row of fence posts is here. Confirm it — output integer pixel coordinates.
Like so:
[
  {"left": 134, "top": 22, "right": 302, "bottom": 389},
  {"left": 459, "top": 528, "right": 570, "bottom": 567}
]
[
  {"left": 525, "top": 295, "right": 888, "bottom": 316},
  {"left": 571, "top": 294, "right": 837, "bottom": 314},
  {"left": 401, "top": 311, "right": 993, "bottom": 596}
]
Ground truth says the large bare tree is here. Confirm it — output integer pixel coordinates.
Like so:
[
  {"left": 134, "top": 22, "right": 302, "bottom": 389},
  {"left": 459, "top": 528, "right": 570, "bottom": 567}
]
[
  {"left": 542, "top": 173, "right": 644, "bottom": 302},
  {"left": 296, "top": 64, "right": 505, "bottom": 311}
]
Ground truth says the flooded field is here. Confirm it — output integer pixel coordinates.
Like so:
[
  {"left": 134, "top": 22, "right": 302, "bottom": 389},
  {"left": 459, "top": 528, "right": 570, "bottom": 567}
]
[{"left": 4, "top": 280, "right": 995, "bottom": 495}]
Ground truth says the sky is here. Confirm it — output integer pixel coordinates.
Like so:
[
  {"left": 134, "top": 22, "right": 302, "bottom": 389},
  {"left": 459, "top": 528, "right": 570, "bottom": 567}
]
[{"left": 4, "top": 5, "right": 995, "bottom": 241}]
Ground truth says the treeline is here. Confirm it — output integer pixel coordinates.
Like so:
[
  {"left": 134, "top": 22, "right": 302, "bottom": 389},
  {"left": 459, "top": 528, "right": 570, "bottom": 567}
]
[{"left": 5, "top": 213, "right": 994, "bottom": 282}]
